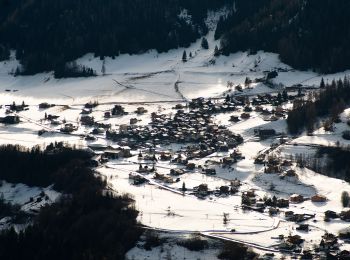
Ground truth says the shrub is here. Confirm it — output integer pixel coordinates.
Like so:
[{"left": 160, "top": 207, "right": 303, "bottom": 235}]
[
  {"left": 341, "top": 191, "right": 350, "bottom": 207},
  {"left": 218, "top": 242, "right": 257, "bottom": 260},
  {"left": 143, "top": 231, "right": 163, "bottom": 250},
  {"left": 342, "top": 130, "right": 350, "bottom": 140},
  {"left": 177, "top": 234, "right": 209, "bottom": 251}
]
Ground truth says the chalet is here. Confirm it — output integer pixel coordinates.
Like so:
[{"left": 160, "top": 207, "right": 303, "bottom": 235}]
[
  {"left": 104, "top": 112, "right": 111, "bottom": 118},
  {"left": 219, "top": 186, "right": 230, "bottom": 195},
  {"left": 222, "top": 157, "right": 235, "bottom": 166},
  {"left": 39, "top": 102, "right": 55, "bottom": 109},
  {"left": 287, "top": 235, "right": 303, "bottom": 245},
  {"left": 85, "top": 101, "right": 98, "bottom": 109},
  {"left": 194, "top": 184, "right": 209, "bottom": 197},
  {"left": 91, "top": 128, "right": 105, "bottom": 135},
  {"left": 290, "top": 194, "right": 304, "bottom": 203},
  {"left": 242, "top": 190, "right": 256, "bottom": 205},
  {"left": 254, "top": 129, "right": 276, "bottom": 138},
  {"left": 88, "top": 143, "right": 108, "bottom": 151},
  {"left": 94, "top": 122, "right": 111, "bottom": 129},
  {"left": 229, "top": 115, "right": 240, "bottom": 122},
  {"left": 60, "top": 123, "right": 77, "bottom": 133},
  {"left": 281, "top": 160, "right": 293, "bottom": 167},
  {"left": 269, "top": 207, "right": 279, "bottom": 215},
  {"left": 340, "top": 210, "right": 350, "bottom": 221},
  {"left": 130, "top": 118, "right": 138, "bottom": 125},
  {"left": 186, "top": 162, "right": 196, "bottom": 170},
  {"left": 255, "top": 106, "right": 263, "bottom": 112},
  {"left": 112, "top": 105, "right": 126, "bottom": 116},
  {"left": 170, "top": 168, "right": 185, "bottom": 176},
  {"left": 285, "top": 211, "right": 294, "bottom": 220},
  {"left": 138, "top": 164, "right": 152, "bottom": 173},
  {"left": 254, "top": 154, "right": 265, "bottom": 164},
  {"left": 276, "top": 198, "right": 289, "bottom": 208},
  {"left": 325, "top": 210, "right": 338, "bottom": 219},
  {"left": 119, "top": 124, "right": 128, "bottom": 134},
  {"left": 81, "top": 108, "right": 92, "bottom": 115},
  {"left": 104, "top": 149, "right": 120, "bottom": 159},
  {"left": 243, "top": 106, "right": 253, "bottom": 112},
  {"left": 281, "top": 169, "right": 298, "bottom": 179},
  {"left": 0, "top": 115, "right": 20, "bottom": 124},
  {"left": 129, "top": 173, "right": 147, "bottom": 185},
  {"left": 339, "top": 227, "right": 350, "bottom": 239},
  {"left": 119, "top": 146, "right": 132, "bottom": 157},
  {"left": 47, "top": 114, "right": 59, "bottom": 121},
  {"left": 160, "top": 152, "right": 172, "bottom": 161},
  {"left": 240, "top": 113, "right": 250, "bottom": 119},
  {"left": 135, "top": 107, "right": 147, "bottom": 114},
  {"left": 85, "top": 135, "right": 96, "bottom": 141},
  {"left": 230, "top": 179, "right": 241, "bottom": 188},
  {"left": 8, "top": 102, "right": 27, "bottom": 112},
  {"left": 154, "top": 172, "right": 174, "bottom": 184},
  {"left": 203, "top": 167, "right": 216, "bottom": 176},
  {"left": 311, "top": 194, "right": 327, "bottom": 203},
  {"left": 296, "top": 224, "right": 309, "bottom": 232},
  {"left": 80, "top": 116, "right": 94, "bottom": 126}
]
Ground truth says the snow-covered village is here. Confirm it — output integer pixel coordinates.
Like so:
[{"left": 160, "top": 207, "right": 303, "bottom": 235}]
[{"left": 1, "top": 1, "right": 350, "bottom": 259}]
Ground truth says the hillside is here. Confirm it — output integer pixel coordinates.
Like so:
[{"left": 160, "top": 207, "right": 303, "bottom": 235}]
[
  {"left": 1, "top": 0, "right": 350, "bottom": 75},
  {"left": 0, "top": 0, "right": 229, "bottom": 75},
  {"left": 216, "top": 0, "right": 350, "bottom": 73}
]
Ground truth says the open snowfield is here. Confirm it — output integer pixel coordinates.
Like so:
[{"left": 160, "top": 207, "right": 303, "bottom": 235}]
[{"left": 1, "top": 10, "right": 350, "bottom": 258}]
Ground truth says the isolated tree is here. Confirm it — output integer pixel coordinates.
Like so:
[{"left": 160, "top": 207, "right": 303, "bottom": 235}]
[
  {"left": 342, "top": 191, "right": 350, "bottom": 207},
  {"left": 101, "top": 59, "right": 106, "bottom": 75},
  {"left": 189, "top": 52, "right": 192, "bottom": 58},
  {"left": 214, "top": 45, "right": 220, "bottom": 56},
  {"left": 244, "top": 77, "right": 251, "bottom": 87},
  {"left": 320, "top": 78, "right": 326, "bottom": 89},
  {"left": 182, "top": 50, "right": 187, "bottom": 62},
  {"left": 182, "top": 182, "right": 186, "bottom": 192},
  {"left": 201, "top": 37, "right": 209, "bottom": 49}
]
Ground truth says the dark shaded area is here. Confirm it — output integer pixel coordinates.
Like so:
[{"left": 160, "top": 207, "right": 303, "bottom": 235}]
[
  {"left": 0, "top": 143, "right": 93, "bottom": 190},
  {"left": 0, "top": 0, "right": 229, "bottom": 75},
  {"left": 0, "top": 143, "right": 141, "bottom": 260},
  {"left": 287, "top": 77, "right": 350, "bottom": 134},
  {"left": 217, "top": 0, "right": 350, "bottom": 73}
]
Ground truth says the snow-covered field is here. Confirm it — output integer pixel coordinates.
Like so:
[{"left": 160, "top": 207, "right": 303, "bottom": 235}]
[{"left": 1, "top": 10, "right": 350, "bottom": 258}]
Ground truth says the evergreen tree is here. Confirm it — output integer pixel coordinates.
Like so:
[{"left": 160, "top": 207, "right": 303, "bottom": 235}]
[
  {"left": 201, "top": 37, "right": 209, "bottom": 49},
  {"left": 214, "top": 45, "right": 220, "bottom": 56},
  {"left": 182, "top": 50, "right": 187, "bottom": 62},
  {"left": 320, "top": 78, "right": 326, "bottom": 89}
]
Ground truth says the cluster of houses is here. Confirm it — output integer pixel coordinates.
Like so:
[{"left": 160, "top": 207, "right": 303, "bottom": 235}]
[{"left": 106, "top": 108, "right": 243, "bottom": 160}]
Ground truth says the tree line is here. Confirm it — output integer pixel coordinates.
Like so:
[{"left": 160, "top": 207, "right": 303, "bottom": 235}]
[
  {"left": 216, "top": 0, "right": 350, "bottom": 73},
  {"left": 0, "top": 143, "right": 141, "bottom": 259},
  {"left": 0, "top": 0, "right": 229, "bottom": 75},
  {"left": 287, "top": 77, "right": 350, "bottom": 134}
]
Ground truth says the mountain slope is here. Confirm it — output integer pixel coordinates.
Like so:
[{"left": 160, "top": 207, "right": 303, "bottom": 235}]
[{"left": 216, "top": 0, "right": 350, "bottom": 73}]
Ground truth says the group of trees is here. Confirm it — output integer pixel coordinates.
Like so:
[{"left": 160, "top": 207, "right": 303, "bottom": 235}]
[
  {"left": 1, "top": 0, "right": 350, "bottom": 75},
  {"left": 0, "top": 143, "right": 141, "bottom": 259},
  {"left": 287, "top": 77, "right": 350, "bottom": 134},
  {"left": 216, "top": 0, "right": 350, "bottom": 73},
  {"left": 0, "top": 0, "right": 230, "bottom": 75},
  {"left": 295, "top": 146, "right": 350, "bottom": 185},
  {"left": 0, "top": 143, "right": 93, "bottom": 189}
]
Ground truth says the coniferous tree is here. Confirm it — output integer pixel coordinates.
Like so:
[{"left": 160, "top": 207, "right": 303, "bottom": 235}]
[
  {"left": 182, "top": 50, "right": 187, "bottom": 62},
  {"left": 201, "top": 37, "right": 209, "bottom": 49},
  {"left": 214, "top": 45, "right": 220, "bottom": 56}
]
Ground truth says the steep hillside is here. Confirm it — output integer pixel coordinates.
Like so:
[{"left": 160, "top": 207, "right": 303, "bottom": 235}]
[
  {"left": 216, "top": 0, "right": 350, "bottom": 73},
  {"left": 0, "top": 0, "right": 229, "bottom": 74}
]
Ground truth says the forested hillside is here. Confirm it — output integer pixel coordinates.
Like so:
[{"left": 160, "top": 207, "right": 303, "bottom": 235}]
[
  {"left": 1, "top": 0, "right": 350, "bottom": 75},
  {"left": 216, "top": 0, "right": 350, "bottom": 73},
  {"left": 0, "top": 0, "right": 229, "bottom": 75}
]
